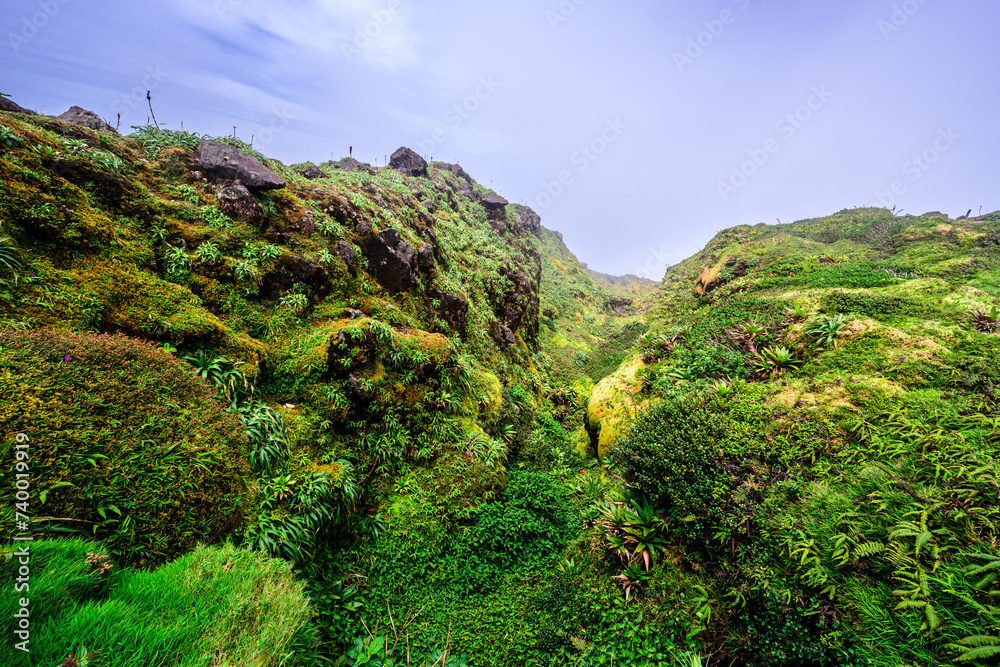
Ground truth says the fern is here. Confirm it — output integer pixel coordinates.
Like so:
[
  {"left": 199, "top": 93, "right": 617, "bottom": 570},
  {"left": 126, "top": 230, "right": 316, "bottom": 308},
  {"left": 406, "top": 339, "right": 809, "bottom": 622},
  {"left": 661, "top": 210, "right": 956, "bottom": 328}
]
[
  {"left": 950, "top": 635, "right": 1000, "bottom": 663},
  {"left": 853, "top": 541, "right": 886, "bottom": 559}
]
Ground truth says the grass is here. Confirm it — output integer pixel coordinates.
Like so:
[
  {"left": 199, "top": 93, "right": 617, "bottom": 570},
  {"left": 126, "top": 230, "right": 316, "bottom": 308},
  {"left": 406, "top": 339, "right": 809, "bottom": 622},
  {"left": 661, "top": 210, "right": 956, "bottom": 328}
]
[{"left": 0, "top": 538, "right": 319, "bottom": 667}]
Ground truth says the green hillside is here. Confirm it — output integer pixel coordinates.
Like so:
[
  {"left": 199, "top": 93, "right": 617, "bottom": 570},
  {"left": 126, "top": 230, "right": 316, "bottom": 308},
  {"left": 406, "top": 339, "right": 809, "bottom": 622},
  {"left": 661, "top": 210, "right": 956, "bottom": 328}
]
[{"left": 1, "top": 106, "right": 998, "bottom": 667}]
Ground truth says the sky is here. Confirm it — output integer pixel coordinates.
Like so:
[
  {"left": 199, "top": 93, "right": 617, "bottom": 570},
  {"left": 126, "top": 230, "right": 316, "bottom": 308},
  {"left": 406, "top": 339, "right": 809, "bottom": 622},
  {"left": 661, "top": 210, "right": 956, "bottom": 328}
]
[{"left": 2, "top": 0, "right": 998, "bottom": 277}]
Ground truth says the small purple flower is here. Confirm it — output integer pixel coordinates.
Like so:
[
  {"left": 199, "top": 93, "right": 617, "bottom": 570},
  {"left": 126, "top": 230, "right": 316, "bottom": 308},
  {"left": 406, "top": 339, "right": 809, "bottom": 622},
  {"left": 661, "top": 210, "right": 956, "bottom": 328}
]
[{"left": 64, "top": 356, "right": 72, "bottom": 361}]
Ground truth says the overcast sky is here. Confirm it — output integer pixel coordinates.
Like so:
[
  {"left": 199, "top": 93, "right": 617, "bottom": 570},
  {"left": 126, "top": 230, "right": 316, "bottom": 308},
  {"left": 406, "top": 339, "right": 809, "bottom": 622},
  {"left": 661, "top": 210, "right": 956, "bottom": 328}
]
[{"left": 3, "top": 0, "right": 997, "bottom": 276}]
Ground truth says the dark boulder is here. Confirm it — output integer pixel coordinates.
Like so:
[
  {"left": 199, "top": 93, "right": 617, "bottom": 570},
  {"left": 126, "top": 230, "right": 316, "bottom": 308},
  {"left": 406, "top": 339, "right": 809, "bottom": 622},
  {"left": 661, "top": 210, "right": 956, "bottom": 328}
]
[
  {"left": 482, "top": 193, "right": 509, "bottom": 232},
  {"left": 364, "top": 228, "right": 418, "bottom": 293},
  {"left": 329, "top": 157, "right": 375, "bottom": 174},
  {"left": 389, "top": 147, "right": 427, "bottom": 178},
  {"left": 335, "top": 241, "right": 359, "bottom": 277},
  {"left": 259, "top": 254, "right": 330, "bottom": 301},
  {"left": 216, "top": 181, "right": 262, "bottom": 221},
  {"left": 417, "top": 244, "right": 435, "bottom": 271},
  {"left": 482, "top": 193, "right": 509, "bottom": 210},
  {"left": 298, "top": 165, "right": 325, "bottom": 180},
  {"left": 355, "top": 222, "right": 373, "bottom": 237},
  {"left": 512, "top": 204, "right": 541, "bottom": 234},
  {"left": 0, "top": 95, "right": 34, "bottom": 115},
  {"left": 420, "top": 227, "right": 440, "bottom": 251},
  {"left": 56, "top": 106, "right": 115, "bottom": 132},
  {"left": 496, "top": 325, "right": 516, "bottom": 350},
  {"left": 431, "top": 290, "right": 469, "bottom": 330},
  {"left": 198, "top": 139, "right": 285, "bottom": 191},
  {"left": 435, "top": 162, "right": 473, "bottom": 183}
]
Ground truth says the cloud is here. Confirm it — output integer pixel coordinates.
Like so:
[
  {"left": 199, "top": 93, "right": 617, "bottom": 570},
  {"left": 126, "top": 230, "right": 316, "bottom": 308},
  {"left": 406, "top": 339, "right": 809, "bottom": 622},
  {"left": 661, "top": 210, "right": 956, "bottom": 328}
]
[{"left": 172, "top": 0, "right": 418, "bottom": 68}]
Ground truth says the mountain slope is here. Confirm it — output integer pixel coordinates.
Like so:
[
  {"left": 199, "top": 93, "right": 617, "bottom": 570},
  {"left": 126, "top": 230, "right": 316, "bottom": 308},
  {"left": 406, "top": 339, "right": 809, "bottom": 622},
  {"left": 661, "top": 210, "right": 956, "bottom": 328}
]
[{"left": 587, "top": 207, "right": 1000, "bottom": 666}]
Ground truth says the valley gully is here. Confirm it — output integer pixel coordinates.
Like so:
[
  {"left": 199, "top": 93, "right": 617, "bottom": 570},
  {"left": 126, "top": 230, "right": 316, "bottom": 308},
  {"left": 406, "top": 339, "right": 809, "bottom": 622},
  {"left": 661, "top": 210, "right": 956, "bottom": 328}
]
[{"left": 11, "top": 432, "right": 33, "bottom": 653}]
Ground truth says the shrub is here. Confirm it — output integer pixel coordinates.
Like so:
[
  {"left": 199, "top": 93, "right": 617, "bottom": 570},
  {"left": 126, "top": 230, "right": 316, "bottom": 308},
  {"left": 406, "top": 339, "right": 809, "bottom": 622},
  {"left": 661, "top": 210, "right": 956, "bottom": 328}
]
[
  {"left": 610, "top": 397, "right": 724, "bottom": 539},
  {"left": 370, "top": 471, "right": 579, "bottom": 596},
  {"left": 820, "top": 292, "right": 929, "bottom": 320},
  {"left": 0, "top": 329, "right": 251, "bottom": 566}
]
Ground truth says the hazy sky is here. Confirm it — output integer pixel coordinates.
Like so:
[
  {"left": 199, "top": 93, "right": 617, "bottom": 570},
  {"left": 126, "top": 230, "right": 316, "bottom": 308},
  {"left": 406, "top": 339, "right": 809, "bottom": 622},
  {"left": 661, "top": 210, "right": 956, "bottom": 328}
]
[{"left": 3, "top": 0, "right": 997, "bottom": 276}]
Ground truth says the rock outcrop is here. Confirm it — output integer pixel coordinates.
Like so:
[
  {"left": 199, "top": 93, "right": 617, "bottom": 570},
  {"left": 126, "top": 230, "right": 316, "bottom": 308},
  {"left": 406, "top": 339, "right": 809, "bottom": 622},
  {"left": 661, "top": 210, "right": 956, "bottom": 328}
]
[
  {"left": 389, "top": 147, "right": 427, "bottom": 178},
  {"left": 198, "top": 139, "right": 285, "bottom": 191},
  {"left": 364, "top": 228, "right": 418, "bottom": 294},
  {"left": 56, "top": 106, "right": 115, "bottom": 132},
  {"left": 259, "top": 254, "right": 329, "bottom": 301},
  {"left": 329, "top": 157, "right": 375, "bottom": 174},
  {"left": 431, "top": 290, "right": 469, "bottom": 330},
  {"left": 512, "top": 204, "right": 541, "bottom": 234},
  {"left": 0, "top": 95, "right": 34, "bottom": 115},
  {"left": 297, "top": 165, "right": 325, "bottom": 180},
  {"left": 217, "top": 182, "right": 262, "bottom": 221},
  {"left": 335, "top": 241, "right": 359, "bottom": 277}
]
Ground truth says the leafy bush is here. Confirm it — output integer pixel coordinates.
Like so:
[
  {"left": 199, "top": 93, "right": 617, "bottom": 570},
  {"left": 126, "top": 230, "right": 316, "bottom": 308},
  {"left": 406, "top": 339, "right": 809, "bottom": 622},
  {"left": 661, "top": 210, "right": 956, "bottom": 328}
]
[
  {"left": 0, "top": 330, "right": 251, "bottom": 566},
  {"left": 370, "top": 471, "right": 579, "bottom": 597},
  {"left": 804, "top": 313, "right": 850, "bottom": 348},
  {"left": 0, "top": 235, "right": 23, "bottom": 278},
  {"left": 820, "top": 292, "right": 929, "bottom": 320},
  {"left": 801, "top": 263, "right": 906, "bottom": 289},
  {"left": 610, "top": 397, "right": 724, "bottom": 539}
]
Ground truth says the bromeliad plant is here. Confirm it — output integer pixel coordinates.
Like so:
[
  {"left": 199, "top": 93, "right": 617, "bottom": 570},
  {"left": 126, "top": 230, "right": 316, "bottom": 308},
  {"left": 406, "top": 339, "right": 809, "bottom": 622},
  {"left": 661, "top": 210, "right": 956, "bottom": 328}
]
[
  {"left": 598, "top": 495, "right": 670, "bottom": 571},
  {"left": 971, "top": 306, "right": 1000, "bottom": 334},
  {"left": 754, "top": 346, "right": 803, "bottom": 375},
  {"left": 805, "top": 313, "right": 850, "bottom": 348}
]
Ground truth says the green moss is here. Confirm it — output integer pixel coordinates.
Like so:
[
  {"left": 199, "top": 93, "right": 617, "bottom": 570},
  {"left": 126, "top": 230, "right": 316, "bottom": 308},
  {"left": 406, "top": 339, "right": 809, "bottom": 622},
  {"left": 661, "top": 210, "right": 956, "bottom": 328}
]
[{"left": 0, "top": 329, "right": 251, "bottom": 566}]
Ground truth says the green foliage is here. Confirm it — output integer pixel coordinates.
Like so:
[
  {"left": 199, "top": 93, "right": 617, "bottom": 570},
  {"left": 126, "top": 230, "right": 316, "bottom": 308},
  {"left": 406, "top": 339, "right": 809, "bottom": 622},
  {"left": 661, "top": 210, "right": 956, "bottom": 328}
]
[
  {"left": 800, "top": 262, "right": 907, "bottom": 289},
  {"left": 194, "top": 240, "right": 222, "bottom": 264},
  {"left": 804, "top": 313, "right": 850, "bottom": 348},
  {"left": 754, "top": 345, "right": 803, "bottom": 375},
  {"left": 0, "top": 539, "right": 320, "bottom": 667},
  {"left": 369, "top": 471, "right": 579, "bottom": 598},
  {"left": 163, "top": 245, "right": 190, "bottom": 281},
  {"left": 610, "top": 397, "right": 724, "bottom": 539},
  {"left": 128, "top": 125, "right": 203, "bottom": 157},
  {"left": 971, "top": 306, "right": 1000, "bottom": 333},
  {"left": 200, "top": 205, "right": 234, "bottom": 231},
  {"left": 0, "top": 125, "right": 25, "bottom": 148},
  {"left": 820, "top": 291, "right": 930, "bottom": 320},
  {"left": 0, "top": 235, "right": 23, "bottom": 278},
  {"left": 0, "top": 330, "right": 250, "bottom": 566}
]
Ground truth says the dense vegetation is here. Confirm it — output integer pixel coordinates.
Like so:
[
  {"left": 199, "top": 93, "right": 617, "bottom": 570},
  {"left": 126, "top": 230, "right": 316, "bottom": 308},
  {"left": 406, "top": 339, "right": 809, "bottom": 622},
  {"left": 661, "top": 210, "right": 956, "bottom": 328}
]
[{"left": 1, "top": 107, "right": 998, "bottom": 666}]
